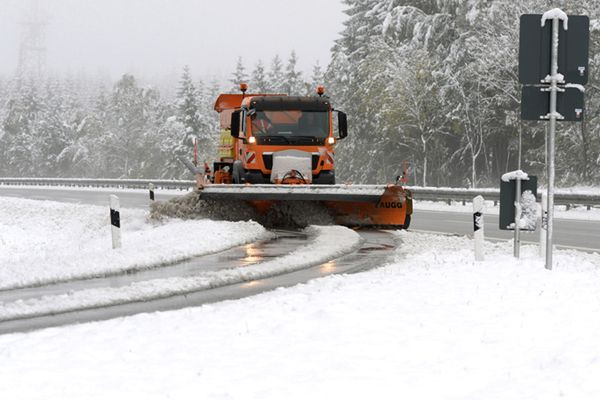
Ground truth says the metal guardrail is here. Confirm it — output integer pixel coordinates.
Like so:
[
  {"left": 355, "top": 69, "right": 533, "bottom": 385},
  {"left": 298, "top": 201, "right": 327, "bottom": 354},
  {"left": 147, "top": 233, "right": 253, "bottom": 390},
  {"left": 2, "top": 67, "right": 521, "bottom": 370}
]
[
  {"left": 0, "top": 178, "right": 195, "bottom": 190},
  {"left": 406, "top": 186, "right": 600, "bottom": 209},
  {"left": 0, "top": 178, "right": 598, "bottom": 208}
]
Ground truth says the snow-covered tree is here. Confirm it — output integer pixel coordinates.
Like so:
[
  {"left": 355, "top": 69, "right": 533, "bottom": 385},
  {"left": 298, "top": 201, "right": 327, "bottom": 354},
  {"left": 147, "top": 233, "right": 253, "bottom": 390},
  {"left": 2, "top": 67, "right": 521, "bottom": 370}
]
[
  {"left": 268, "top": 55, "right": 285, "bottom": 94},
  {"left": 251, "top": 60, "right": 269, "bottom": 93},
  {"left": 230, "top": 57, "right": 248, "bottom": 93},
  {"left": 282, "top": 51, "right": 303, "bottom": 95}
]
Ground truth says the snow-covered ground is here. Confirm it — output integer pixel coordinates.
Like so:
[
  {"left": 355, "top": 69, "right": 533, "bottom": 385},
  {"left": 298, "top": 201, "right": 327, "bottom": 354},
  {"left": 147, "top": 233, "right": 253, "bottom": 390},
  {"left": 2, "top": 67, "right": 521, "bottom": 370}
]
[
  {"left": 0, "top": 196, "right": 361, "bottom": 319},
  {"left": 0, "top": 196, "right": 268, "bottom": 289},
  {"left": 2, "top": 226, "right": 600, "bottom": 398}
]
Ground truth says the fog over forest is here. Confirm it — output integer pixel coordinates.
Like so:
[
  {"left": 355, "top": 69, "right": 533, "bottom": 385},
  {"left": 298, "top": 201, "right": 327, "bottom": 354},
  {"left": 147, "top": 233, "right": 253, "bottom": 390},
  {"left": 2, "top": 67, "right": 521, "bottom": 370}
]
[{"left": 1, "top": 0, "right": 599, "bottom": 187}]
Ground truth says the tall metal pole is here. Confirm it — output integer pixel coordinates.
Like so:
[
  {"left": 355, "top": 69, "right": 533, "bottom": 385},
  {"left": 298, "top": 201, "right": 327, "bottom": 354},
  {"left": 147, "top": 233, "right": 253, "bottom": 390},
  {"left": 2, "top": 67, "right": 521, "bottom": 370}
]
[{"left": 546, "top": 17, "right": 559, "bottom": 270}]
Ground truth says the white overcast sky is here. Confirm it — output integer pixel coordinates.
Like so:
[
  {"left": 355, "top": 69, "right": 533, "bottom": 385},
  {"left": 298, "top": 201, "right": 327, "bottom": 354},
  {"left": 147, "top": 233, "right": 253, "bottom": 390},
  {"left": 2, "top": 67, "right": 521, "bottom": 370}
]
[{"left": 0, "top": 0, "right": 346, "bottom": 80}]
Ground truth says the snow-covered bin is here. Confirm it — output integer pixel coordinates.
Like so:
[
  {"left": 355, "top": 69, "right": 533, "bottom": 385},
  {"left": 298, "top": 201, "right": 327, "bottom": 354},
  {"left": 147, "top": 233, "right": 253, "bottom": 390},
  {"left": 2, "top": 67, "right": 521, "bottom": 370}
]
[{"left": 270, "top": 150, "right": 312, "bottom": 183}]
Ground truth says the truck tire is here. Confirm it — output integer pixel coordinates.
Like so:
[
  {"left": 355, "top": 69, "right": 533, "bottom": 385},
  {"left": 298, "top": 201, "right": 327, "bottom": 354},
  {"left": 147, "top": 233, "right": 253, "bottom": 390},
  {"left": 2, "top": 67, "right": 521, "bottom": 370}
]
[
  {"left": 232, "top": 161, "right": 243, "bottom": 184},
  {"left": 402, "top": 214, "right": 411, "bottom": 230}
]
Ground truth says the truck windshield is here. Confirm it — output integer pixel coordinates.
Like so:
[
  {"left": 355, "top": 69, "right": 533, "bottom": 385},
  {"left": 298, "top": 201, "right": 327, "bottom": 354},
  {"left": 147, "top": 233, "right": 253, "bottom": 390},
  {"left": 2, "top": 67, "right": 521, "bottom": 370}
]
[{"left": 251, "top": 110, "right": 329, "bottom": 138}]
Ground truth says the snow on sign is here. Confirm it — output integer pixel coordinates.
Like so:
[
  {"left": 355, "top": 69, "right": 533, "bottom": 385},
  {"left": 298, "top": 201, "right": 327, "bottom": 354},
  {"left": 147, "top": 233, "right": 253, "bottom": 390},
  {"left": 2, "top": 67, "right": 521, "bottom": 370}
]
[{"left": 519, "top": 14, "right": 589, "bottom": 85}]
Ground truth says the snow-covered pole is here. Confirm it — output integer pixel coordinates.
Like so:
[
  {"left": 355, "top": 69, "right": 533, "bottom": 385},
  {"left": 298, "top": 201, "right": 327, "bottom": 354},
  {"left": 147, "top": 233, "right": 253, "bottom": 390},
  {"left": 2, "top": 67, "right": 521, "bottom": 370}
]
[
  {"left": 514, "top": 177, "right": 522, "bottom": 258},
  {"left": 149, "top": 182, "right": 155, "bottom": 203},
  {"left": 193, "top": 137, "right": 198, "bottom": 167},
  {"left": 110, "top": 194, "right": 122, "bottom": 249},
  {"left": 473, "top": 195, "right": 485, "bottom": 261},
  {"left": 541, "top": 10, "right": 567, "bottom": 270},
  {"left": 540, "top": 191, "right": 548, "bottom": 258}
]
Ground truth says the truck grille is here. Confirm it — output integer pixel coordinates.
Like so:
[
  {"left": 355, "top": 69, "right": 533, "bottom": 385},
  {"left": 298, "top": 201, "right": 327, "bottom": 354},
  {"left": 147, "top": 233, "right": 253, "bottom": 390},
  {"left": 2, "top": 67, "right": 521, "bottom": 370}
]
[{"left": 261, "top": 154, "right": 320, "bottom": 170}]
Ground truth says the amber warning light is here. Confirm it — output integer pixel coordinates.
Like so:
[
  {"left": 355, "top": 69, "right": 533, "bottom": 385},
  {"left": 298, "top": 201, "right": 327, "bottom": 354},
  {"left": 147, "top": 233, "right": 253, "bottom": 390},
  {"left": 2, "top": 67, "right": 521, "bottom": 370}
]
[
  {"left": 316, "top": 86, "right": 325, "bottom": 96},
  {"left": 240, "top": 83, "right": 248, "bottom": 93}
]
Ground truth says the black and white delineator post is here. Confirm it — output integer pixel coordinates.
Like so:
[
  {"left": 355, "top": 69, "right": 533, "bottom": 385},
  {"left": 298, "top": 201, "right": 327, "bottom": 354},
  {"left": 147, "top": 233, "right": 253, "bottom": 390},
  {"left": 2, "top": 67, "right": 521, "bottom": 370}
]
[
  {"left": 110, "top": 194, "right": 121, "bottom": 249},
  {"left": 473, "top": 195, "right": 485, "bottom": 261},
  {"left": 149, "top": 182, "right": 155, "bottom": 202}
]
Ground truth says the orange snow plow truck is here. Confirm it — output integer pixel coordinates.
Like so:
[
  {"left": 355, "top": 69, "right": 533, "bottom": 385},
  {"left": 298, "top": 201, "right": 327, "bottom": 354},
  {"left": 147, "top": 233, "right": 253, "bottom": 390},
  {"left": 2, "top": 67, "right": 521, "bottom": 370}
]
[{"left": 192, "top": 84, "right": 412, "bottom": 229}]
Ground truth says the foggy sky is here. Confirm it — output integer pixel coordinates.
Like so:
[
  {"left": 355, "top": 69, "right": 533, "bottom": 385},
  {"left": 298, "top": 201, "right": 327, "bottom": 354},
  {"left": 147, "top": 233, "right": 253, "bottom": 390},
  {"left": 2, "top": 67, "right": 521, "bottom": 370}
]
[{"left": 0, "top": 0, "right": 345, "bottom": 80}]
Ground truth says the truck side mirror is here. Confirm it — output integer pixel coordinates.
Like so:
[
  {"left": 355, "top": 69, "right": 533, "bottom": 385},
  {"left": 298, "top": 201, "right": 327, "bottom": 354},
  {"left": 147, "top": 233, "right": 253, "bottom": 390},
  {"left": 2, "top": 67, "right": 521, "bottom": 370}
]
[
  {"left": 338, "top": 111, "right": 348, "bottom": 139},
  {"left": 230, "top": 110, "right": 241, "bottom": 138}
]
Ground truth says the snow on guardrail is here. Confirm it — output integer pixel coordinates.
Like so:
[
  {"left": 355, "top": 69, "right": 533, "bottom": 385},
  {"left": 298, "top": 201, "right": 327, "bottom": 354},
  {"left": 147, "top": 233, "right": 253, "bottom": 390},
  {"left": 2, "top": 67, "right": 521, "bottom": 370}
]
[{"left": 1, "top": 178, "right": 599, "bottom": 208}]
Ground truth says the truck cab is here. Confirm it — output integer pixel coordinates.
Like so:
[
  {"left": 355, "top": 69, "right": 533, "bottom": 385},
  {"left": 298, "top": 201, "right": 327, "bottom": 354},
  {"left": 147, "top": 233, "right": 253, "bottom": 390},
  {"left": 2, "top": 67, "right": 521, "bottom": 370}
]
[{"left": 212, "top": 87, "right": 347, "bottom": 185}]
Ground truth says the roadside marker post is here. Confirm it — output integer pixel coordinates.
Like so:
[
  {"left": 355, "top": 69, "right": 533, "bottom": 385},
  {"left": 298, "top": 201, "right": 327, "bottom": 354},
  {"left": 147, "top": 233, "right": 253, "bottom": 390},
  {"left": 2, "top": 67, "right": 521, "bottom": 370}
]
[
  {"left": 473, "top": 195, "right": 485, "bottom": 261},
  {"left": 149, "top": 182, "right": 155, "bottom": 202},
  {"left": 110, "top": 195, "right": 122, "bottom": 249}
]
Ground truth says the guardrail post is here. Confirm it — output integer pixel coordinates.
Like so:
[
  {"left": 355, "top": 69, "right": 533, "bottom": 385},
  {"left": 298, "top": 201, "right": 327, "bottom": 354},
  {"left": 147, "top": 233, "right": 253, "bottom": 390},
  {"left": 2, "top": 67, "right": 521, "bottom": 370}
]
[
  {"left": 110, "top": 195, "right": 122, "bottom": 249},
  {"left": 473, "top": 195, "right": 485, "bottom": 261}
]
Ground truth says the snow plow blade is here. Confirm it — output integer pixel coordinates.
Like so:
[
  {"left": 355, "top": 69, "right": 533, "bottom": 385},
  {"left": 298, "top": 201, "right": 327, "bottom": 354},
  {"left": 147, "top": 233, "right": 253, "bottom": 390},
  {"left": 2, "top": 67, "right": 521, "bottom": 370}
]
[{"left": 198, "top": 184, "right": 412, "bottom": 229}]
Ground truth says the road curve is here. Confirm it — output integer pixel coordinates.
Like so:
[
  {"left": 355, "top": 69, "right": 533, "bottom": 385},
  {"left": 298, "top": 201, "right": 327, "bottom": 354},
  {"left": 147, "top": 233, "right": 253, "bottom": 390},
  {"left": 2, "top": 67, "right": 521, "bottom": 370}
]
[{"left": 0, "top": 186, "right": 399, "bottom": 333}]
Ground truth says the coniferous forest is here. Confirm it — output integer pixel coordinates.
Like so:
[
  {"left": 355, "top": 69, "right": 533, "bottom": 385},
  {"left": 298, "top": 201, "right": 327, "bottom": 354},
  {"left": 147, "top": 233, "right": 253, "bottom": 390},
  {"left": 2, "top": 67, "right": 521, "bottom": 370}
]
[{"left": 1, "top": 0, "right": 600, "bottom": 187}]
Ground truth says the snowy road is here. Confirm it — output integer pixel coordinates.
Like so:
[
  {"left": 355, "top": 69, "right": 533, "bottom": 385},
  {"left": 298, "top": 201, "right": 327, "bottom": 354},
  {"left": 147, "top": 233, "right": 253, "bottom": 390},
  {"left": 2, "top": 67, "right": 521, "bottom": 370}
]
[
  {"left": 0, "top": 229, "right": 396, "bottom": 333},
  {"left": 2, "top": 185, "right": 597, "bottom": 251},
  {"left": 0, "top": 186, "right": 397, "bottom": 333},
  {"left": 411, "top": 209, "right": 600, "bottom": 252}
]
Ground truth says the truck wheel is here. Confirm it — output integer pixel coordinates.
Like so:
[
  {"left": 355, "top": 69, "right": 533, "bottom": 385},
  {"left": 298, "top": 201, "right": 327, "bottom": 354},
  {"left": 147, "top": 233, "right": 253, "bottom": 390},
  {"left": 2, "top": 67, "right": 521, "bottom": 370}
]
[
  {"left": 232, "top": 161, "right": 243, "bottom": 184},
  {"left": 402, "top": 214, "right": 411, "bottom": 230}
]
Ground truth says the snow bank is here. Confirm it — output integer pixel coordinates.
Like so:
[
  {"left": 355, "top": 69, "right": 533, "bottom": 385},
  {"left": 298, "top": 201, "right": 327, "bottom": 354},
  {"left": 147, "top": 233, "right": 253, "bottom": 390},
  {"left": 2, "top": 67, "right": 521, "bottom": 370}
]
[
  {"left": 1, "top": 232, "right": 600, "bottom": 399},
  {"left": 0, "top": 196, "right": 268, "bottom": 289},
  {"left": 507, "top": 189, "right": 538, "bottom": 230},
  {"left": 0, "top": 226, "right": 360, "bottom": 320}
]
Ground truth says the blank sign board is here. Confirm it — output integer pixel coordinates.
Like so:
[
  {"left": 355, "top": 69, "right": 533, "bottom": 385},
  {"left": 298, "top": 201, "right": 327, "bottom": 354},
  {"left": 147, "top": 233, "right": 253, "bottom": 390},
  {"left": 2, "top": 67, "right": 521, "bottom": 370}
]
[
  {"left": 521, "top": 86, "right": 585, "bottom": 121},
  {"left": 519, "top": 14, "right": 589, "bottom": 85}
]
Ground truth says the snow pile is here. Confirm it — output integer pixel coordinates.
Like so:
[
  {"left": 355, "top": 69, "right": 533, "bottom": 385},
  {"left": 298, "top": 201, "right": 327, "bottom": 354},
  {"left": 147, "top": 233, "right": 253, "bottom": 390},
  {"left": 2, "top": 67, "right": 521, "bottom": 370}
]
[
  {"left": 0, "top": 226, "right": 360, "bottom": 320},
  {"left": 151, "top": 191, "right": 336, "bottom": 229},
  {"left": 0, "top": 196, "right": 268, "bottom": 289},
  {"left": 507, "top": 190, "right": 538, "bottom": 230},
  {"left": 1, "top": 232, "right": 600, "bottom": 399}
]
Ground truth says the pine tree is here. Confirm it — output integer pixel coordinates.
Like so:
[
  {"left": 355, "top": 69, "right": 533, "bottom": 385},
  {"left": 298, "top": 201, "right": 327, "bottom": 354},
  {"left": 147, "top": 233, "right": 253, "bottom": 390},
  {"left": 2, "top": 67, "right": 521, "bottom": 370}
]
[
  {"left": 282, "top": 51, "right": 303, "bottom": 95},
  {"left": 230, "top": 57, "right": 248, "bottom": 92},
  {"left": 177, "top": 65, "right": 200, "bottom": 144},
  {"left": 251, "top": 60, "right": 269, "bottom": 93},
  {"left": 268, "top": 54, "right": 285, "bottom": 94},
  {"left": 307, "top": 61, "right": 325, "bottom": 95}
]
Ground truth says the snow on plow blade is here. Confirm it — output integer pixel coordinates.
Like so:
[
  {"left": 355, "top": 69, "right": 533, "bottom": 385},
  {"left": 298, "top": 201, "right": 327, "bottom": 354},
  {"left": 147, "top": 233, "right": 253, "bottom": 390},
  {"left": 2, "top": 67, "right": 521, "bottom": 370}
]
[{"left": 198, "top": 184, "right": 412, "bottom": 228}]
